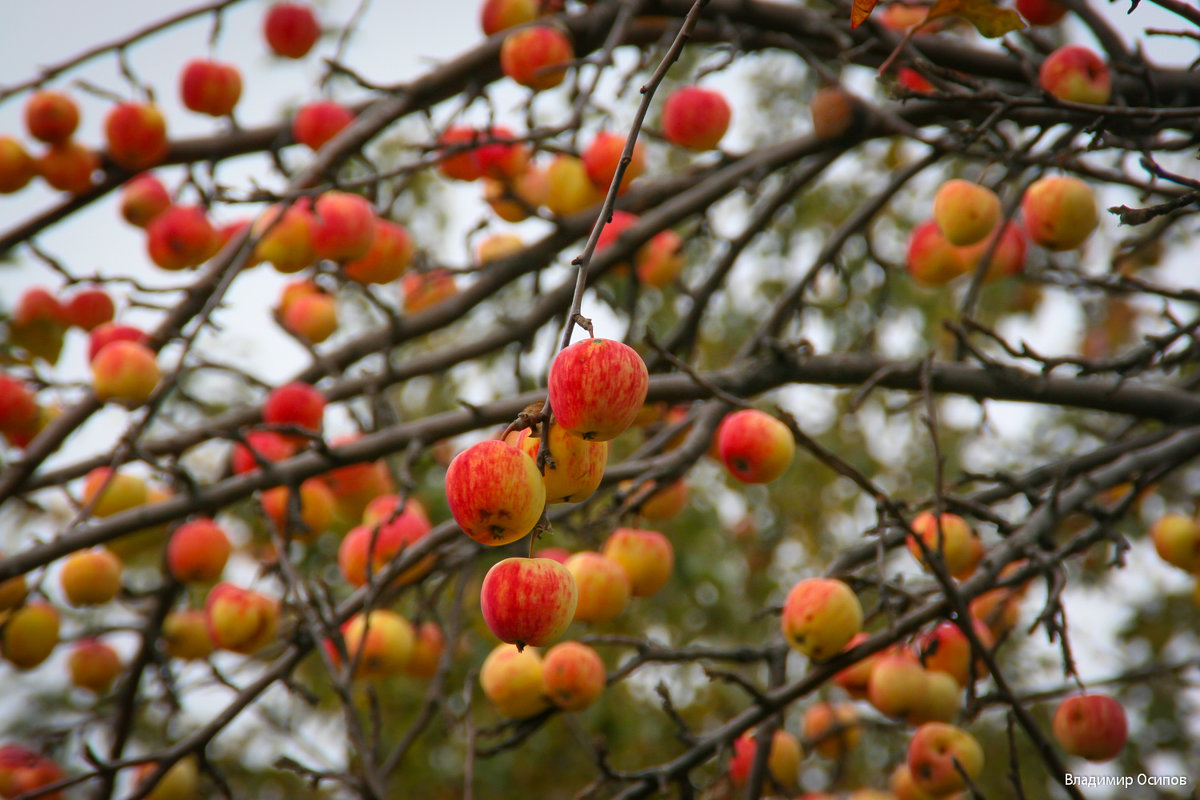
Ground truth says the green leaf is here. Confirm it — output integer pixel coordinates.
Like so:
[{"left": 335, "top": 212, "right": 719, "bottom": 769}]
[{"left": 926, "top": 0, "right": 1025, "bottom": 37}]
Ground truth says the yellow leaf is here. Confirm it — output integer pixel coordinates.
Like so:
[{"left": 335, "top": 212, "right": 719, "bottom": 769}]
[
  {"left": 926, "top": 0, "right": 1025, "bottom": 37},
  {"left": 851, "top": 0, "right": 881, "bottom": 29}
]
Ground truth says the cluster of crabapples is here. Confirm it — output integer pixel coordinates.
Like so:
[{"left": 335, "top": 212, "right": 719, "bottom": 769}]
[
  {"left": 0, "top": 3, "right": 319, "bottom": 196},
  {"left": 0, "top": 373, "right": 445, "bottom": 798},
  {"left": 713, "top": 508, "right": 1129, "bottom": 796},
  {"left": 0, "top": 2, "right": 330, "bottom": 414},
  {"left": 0, "top": 0, "right": 741, "bottom": 415},
  {"left": 446, "top": 335, "right": 800, "bottom": 716},
  {"left": 0, "top": 333, "right": 806, "bottom": 793},
  {"left": 0, "top": 0, "right": 744, "bottom": 738},
  {"left": 774, "top": 3, "right": 1111, "bottom": 294},
  {"left": 0, "top": 283, "right": 154, "bottom": 447},
  {"left": 863, "top": 1, "right": 1112, "bottom": 290},
  {"left": 1149, "top": 511, "right": 1200, "bottom": 606},
  {"left": 905, "top": 169, "right": 1101, "bottom": 289}
]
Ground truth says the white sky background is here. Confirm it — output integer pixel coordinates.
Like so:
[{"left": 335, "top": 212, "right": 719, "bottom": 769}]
[{"left": 0, "top": 1, "right": 1198, "bottom": 794}]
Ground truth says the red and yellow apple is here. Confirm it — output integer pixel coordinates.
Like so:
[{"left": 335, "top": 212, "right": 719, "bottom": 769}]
[
  {"left": 60, "top": 549, "right": 122, "bottom": 606},
  {"left": 445, "top": 439, "right": 546, "bottom": 546},
  {"left": 231, "top": 430, "right": 296, "bottom": 475},
  {"left": 636, "top": 478, "right": 688, "bottom": 521},
  {"left": 833, "top": 632, "right": 880, "bottom": 699},
  {"left": 134, "top": 756, "right": 198, "bottom": 800},
  {"left": 87, "top": 323, "right": 147, "bottom": 364},
  {"left": 727, "top": 730, "right": 802, "bottom": 790},
  {"left": 68, "top": 638, "right": 122, "bottom": 694},
  {"left": 1052, "top": 693, "right": 1128, "bottom": 762},
  {"left": 0, "top": 552, "right": 27, "bottom": 612},
  {"left": 906, "top": 220, "right": 968, "bottom": 287},
  {"left": 253, "top": 200, "right": 316, "bottom": 274},
  {"left": 480, "top": 643, "right": 549, "bottom": 718},
  {"left": 162, "top": 610, "right": 215, "bottom": 660},
  {"left": 583, "top": 131, "right": 644, "bottom": 195},
  {"left": 484, "top": 167, "right": 549, "bottom": 222},
  {"left": 661, "top": 86, "right": 731, "bottom": 151},
  {"left": 281, "top": 291, "right": 338, "bottom": 343},
  {"left": 1, "top": 602, "right": 60, "bottom": 670},
  {"left": 0, "top": 137, "right": 36, "bottom": 193},
  {"left": 781, "top": 577, "right": 863, "bottom": 660},
  {"left": 717, "top": 409, "right": 795, "bottom": 484},
  {"left": 263, "top": 381, "right": 325, "bottom": 438},
  {"left": 36, "top": 140, "right": 98, "bottom": 194},
  {"left": 63, "top": 288, "right": 115, "bottom": 332},
  {"left": 1021, "top": 175, "right": 1098, "bottom": 251},
  {"left": 602, "top": 528, "right": 673, "bottom": 598},
  {"left": 907, "top": 511, "right": 983, "bottom": 580},
  {"left": 1040, "top": 45, "right": 1111, "bottom": 105},
  {"left": 595, "top": 210, "right": 639, "bottom": 272},
  {"left": 565, "top": 551, "right": 631, "bottom": 624},
  {"left": 910, "top": 670, "right": 962, "bottom": 724},
  {"left": 891, "top": 764, "right": 952, "bottom": 800},
  {"left": 338, "top": 506, "right": 434, "bottom": 587},
  {"left": 167, "top": 518, "right": 232, "bottom": 583},
  {"left": 263, "top": 2, "right": 321, "bottom": 58},
  {"left": 548, "top": 338, "right": 648, "bottom": 441},
  {"left": 204, "top": 583, "right": 279, "bottom": 654},
  {"left": 544, "top": 154, "right": 603, "bottom": 216},
  {"left": 437, "top": 125, "right": 528, "bottom": 182},
  {"left": 0, "top": 745, "right": 65, "bottom": 800},
  {"left": 331, "top": 609, "right": 415, "bottom": 680},
  {"left": 317, "top": 434, "right": 395, "bottom": 521},
  {"left": 311, "top": 191, "right": 376, "bottom": 262},
  {"left": 179, "top": 59, "right": 242, "bottom": 117},
  {"left": 955, "top": 220, "right": 1027, "bottom": 282},
  {"left": 541, "top": 640, "right": 605, "bottom": 711},
  {"left": 9, "top": 287, "right": 67, "bottom": 364},
  {"left": 475, "top": 232, "right": 525, "bottom": 265},
  {"left": 906, "top": 723, "right": 984, "bottom": 796},
  {"left": 25, "top": 90, "right": 79, "bottom": 143},
  {"left": 82, "top": 467, "right": 148, "bottom": 517},
  {"left": 508, "top": 421, "right": 607, "bottom": 503},
  {"left": 635, "top": 230, "right": 685, "bottom": 288},
  {"left": 0, "top": 374, "right": 37, "bottom": 434},
  {"left": 104, "top": 102, "right": 168, "bottom": 171},
  {"left": 480, "top": 556, "right": 577, "bottom": 648},
  {"left": 500, "top": 25, "right": 573, "bottom": 90},
  {"left": 933, "top": 179, "right": 1000, "bottom": 246},
  {"left": 1150, "top": 512, "right": 1200, "bottom": 573},
  {"left": 260, "top": 478, "right": 336, "bottom": 540},
  {"left": 867, "top": 652, "right": 929, "bottom": 719},
  {"left": 918, "top": 620, "right": 993, "bottom": 686},
  {"left": 343, "top": 219, "right": 414, "bottom": 284},
  {"left": 91, "top": 340, "right": 160, "bottom": 406},
  {"left": 480, "top": 0, "right": 559, "bottom": 34},
  {"left": 146, "top": 205, "right": 220, "bottom": 270},
  {"left": 292, "top": 100, "right": 354, "bottom": 151}
]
